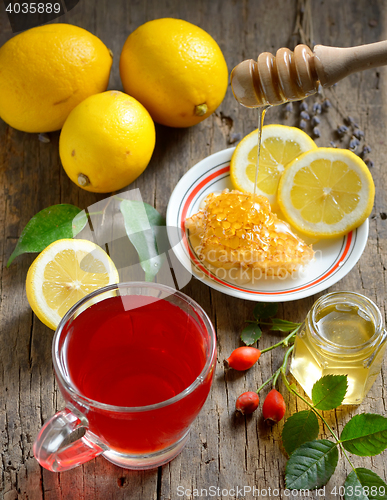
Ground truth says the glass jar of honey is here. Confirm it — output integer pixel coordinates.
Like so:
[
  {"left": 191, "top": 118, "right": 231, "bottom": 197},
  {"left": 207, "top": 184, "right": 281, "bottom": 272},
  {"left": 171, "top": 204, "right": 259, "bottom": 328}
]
[{"left": 290, "top": 291, "right": 387, "bottom": 405}]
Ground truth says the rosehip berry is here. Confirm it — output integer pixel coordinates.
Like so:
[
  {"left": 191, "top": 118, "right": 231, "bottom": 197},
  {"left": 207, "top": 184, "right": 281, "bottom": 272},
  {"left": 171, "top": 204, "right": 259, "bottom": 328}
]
[
  {"left": 236, "top": 392, "right": 259, "bottom": 415},
  {"left": 262, "top": 389, "right": 286, "bottom": 423},
  {"left": 225, "top": 346, "right": 261, "bottom": 371}
]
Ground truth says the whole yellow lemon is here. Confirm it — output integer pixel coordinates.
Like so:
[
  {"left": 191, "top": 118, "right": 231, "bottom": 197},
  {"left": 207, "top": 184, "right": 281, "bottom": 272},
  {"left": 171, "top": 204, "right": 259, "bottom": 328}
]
[
  {"left": 59, "top": 91, "right": 156, "bottom": 193},
  {"left": 0, "top": 24, "right": 113, "bottom": 133},
  {"left": 119, "top": 18, "right": 228, "bottom": 128}
]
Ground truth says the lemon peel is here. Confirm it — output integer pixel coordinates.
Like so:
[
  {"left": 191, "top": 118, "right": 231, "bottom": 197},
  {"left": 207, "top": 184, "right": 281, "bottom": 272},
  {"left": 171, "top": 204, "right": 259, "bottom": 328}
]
[
  {"left": 119, "top": 18, "right": 228, "bottom": 128},
  {"left": 0, "top": 24, "right": 112, "bottom": 133},
  {"left": 59, "top": 91, "right": 155, "bottom": 193}
]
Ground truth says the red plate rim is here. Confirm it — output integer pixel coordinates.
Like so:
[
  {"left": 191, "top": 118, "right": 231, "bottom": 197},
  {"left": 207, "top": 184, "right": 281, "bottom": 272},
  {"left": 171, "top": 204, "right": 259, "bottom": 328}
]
[{"left": 179, "top": 164, "right": 354, "bottom": 296}]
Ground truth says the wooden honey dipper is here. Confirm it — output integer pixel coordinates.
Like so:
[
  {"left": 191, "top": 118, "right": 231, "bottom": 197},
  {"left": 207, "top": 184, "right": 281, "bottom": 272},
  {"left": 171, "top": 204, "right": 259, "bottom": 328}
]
[{"left": 231, "top": 41, "right": 387, "bottom": 107}]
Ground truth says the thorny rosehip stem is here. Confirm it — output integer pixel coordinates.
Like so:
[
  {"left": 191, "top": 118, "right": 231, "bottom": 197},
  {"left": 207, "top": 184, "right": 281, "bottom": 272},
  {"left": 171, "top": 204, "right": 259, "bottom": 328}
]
[
  {"left": 253, "top": 325, "right": 301, "bottom": 394},
  {"left": 233, "top": 325, "right": 300, "bottom": 412},
  {"left": 256, "top": 340, "right": 297, "bottom": 395},
  {"left": 260, "top": 325, "right": 301, "bottom": 354},
  {"left": 256, "top": 370, "right": 280, "bottom": 394}
]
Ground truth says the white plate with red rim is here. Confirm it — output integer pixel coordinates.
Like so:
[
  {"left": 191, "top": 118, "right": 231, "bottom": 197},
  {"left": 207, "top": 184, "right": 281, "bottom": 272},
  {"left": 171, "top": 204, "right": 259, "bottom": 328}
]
[{"left": 166, "top": 148, "right": 369, "bottom": 302}]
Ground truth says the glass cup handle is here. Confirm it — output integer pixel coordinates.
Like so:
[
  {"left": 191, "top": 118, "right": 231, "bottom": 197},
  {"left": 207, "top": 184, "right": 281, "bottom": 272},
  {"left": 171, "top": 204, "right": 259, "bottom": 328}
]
[{"left": 33, "top": 407, "right": 104, "bottom": 472}]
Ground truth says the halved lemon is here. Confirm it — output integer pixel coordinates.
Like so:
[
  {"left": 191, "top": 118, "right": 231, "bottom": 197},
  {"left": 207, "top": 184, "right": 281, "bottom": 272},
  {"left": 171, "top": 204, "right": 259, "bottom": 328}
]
[
  {"left": 26, "top": 239, "right": 119, "bottom": 330},
  {"left": 277, "top": 148, "right": 375, "bottom": 238},
  {"left": 230, "top": 124, "right": 317, "bottom": 207}
]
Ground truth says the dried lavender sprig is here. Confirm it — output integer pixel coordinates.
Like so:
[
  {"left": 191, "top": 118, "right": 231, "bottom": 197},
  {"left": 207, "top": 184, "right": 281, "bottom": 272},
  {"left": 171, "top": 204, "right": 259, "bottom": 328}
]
[
  {"left": 285, "top": 102, "right": 293, "bottom": 113},
  {"left": 311, "top": 116, "right": 320, "bottom": 126},
  {"left": 349, "top": 136, "right": 360, "bottom": 152},
  {"left": 300, "top": 101, "right": 309, "bottom": 112},
  {"left": 322, "top": 98, "right": 332, "bottom": 111},
  {"left": 38, "top": 133, "right": 50, "bottom": 144},
  {"left": 337, "top": 125, "right": 349, "bottom": 137},
  {"left": 353, "top": 129, "right": 365, "bottom": 140},
  {"left": 312, "top": 127, "right": 321, "bottom": 138},
  {"left": 283, "top": 102, "right": 294, "bottom": 119}
]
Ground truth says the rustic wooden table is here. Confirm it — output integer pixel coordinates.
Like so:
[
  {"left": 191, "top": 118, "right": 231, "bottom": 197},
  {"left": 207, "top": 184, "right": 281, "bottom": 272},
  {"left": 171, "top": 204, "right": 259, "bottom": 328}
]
[{"left": 0, "top": 0, "right": 386, "bottom": 499}]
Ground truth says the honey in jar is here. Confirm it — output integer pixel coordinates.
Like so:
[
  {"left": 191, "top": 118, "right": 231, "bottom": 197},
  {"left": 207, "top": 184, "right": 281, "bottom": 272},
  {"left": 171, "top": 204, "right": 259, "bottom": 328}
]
[{"left": 290, "top": 291, "right": 387, "bottom": 404}]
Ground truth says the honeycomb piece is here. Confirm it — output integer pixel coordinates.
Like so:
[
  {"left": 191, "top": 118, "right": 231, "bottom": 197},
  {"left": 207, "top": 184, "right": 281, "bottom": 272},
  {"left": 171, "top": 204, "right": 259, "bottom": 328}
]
[{"left": 185, "top": 190, "right": 314, "bottom": 280}]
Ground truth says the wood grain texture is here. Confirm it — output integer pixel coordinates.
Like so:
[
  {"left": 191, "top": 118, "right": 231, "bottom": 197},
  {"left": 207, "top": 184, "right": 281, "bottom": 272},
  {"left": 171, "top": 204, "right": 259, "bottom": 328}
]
[{"left": 0, "top": 0, "right": 386, "bottom": 498}]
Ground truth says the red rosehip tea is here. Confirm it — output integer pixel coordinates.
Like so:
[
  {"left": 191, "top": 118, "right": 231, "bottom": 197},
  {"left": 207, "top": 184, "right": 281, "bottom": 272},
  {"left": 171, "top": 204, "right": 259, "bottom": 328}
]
[
  {"left": 34, "top": 284, "right": 216, "bottom": 471},
  {"left": 61, "top": 293, "right": 214, "bottom": 455}
]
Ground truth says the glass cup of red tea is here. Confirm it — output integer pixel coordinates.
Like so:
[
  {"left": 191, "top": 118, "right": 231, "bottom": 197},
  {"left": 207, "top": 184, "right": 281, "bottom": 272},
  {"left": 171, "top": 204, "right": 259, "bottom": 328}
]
[{"left": 33, "top": 282, "right": 217, "bottom": 471}]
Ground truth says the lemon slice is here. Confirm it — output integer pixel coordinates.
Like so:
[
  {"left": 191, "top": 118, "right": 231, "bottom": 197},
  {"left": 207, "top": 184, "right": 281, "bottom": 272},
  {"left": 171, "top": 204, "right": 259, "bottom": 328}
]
[
  {"left": 230, "top": 124, "right": 317, "bottom": 207},
  {"left": 277, "top": 148, "right": 375, "bottom": 238},
  {"left": 26, "top": 239, "right": 119, "bottom": 330}
]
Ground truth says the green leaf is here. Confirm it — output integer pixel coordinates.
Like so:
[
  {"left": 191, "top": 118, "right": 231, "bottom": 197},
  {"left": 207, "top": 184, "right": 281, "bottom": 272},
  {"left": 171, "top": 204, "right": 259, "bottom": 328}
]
[
  {"left": 285, "top": 439, "right": 338, "bottom": 490},
  {"left": 71, "top": 210, "right": 88, "bottom": 237},
  {"left": 240, "top": 323, "right": 262, "bottom": 345},
  {"left": 282, "top": 410, "right": 320, "bottom": 455},
  {"left": 253, "top": 302, "right": 278, "bottom": 320},
  {"left": 344, "top": 468, "right": 387, "bottom": 500},
  {"left": 270, "top": 318, "right": 301, "bottom": 332},
  {"left": 311, "top": 374, "right": 348, "bottom": 410},
  {"left": 7, "top": 204, "right": 82, "bottom": 267},
  {"left": 120, "top": 200, "right": 166, "bottom": 281},
  {"left": 143, "top": 203, "right": 166, "bottom": 227},
  {"left": 341, "top": 414, "right": 387, "bottom": 456}
]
